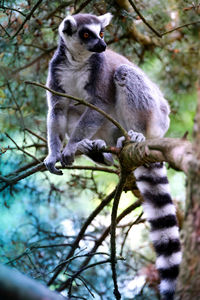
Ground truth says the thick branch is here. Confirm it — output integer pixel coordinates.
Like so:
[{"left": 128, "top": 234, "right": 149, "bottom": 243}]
[
  {"left": 119, "top": 137, "right": 193, "bottom": 174},
  {"left": 0, "top": 264, "right": 67, "bottom": 300}
]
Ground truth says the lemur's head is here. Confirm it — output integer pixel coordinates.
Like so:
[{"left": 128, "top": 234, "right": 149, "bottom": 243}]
[{"left": 59, "top": 13, "right": 112, "bottom": 57}]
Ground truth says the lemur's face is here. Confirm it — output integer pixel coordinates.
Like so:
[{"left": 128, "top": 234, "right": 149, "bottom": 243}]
[{"left": 59, "top": 13, "right": 112, "bottom": 55}]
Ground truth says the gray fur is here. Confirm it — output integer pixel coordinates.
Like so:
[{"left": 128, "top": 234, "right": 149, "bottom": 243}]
[{"left": 44, "top": 13, "right": 170, "bottom": 174}]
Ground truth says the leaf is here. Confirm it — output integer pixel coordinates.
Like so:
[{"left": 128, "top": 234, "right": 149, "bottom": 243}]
[{"left": 0, "top": 89, "right": 5, "bottom": 99}]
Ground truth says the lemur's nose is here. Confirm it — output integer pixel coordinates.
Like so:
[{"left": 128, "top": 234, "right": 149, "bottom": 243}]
[{"left": 93, "top": 39, "right": 106, "bottom": 53}]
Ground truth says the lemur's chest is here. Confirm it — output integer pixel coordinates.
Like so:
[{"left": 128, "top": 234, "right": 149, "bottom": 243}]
[{"left": 57, "top": 64, "right": 90, "bottom": 100}]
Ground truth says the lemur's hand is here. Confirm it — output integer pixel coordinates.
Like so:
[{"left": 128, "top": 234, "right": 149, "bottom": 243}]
[
  {"left": 44, "top": 153, "right": 63, "bottom": 175},
  {"left": 117, "top": 130, "right": 145, "bottom": 148},
  {"left": 77, "top": 139, "right": 113, "bottom": 166}
]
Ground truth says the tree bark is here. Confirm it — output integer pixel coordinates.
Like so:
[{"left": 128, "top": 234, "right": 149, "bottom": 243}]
[{"left": 176, "top": 80, "right": 200, "bottom": 299}]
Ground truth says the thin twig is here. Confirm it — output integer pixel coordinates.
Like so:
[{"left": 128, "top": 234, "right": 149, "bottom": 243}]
[
  {"left": 25, "top": 128, "right": 47, "bottom": 143},
  {"left": 68, "top": 259, "right": 124, "bottom": 297},
  {"left": 74, "top": 0, "right": 93, "bottom": 14},
  {"left": 44, "top": 1, "right": 73, "bottom": 20},
  {"left": 0, "top": 5, "right": 26, "bottom": 16},
  {"left": 47, "top": 189, "right": 116, "bottom": 286},
  {"left": 11, "top": 0, "right": 43, "bottom": 39},
  {"left": 128, "top": 0, "right": 162, "bottom": 37},
  {"left": 0, "top": 162, "right": 117, "bottom": 191},
  {"left": 120, "top": 212, "right": 143, "bottom": 256},
  {"left": 161, "top": 20, "right": 200, "bottom": 36},
  {"left": 5, "top": 133, "right": 41, "bottom": 162},
  {"left": 7, "top": 82, "right": 25, "bottom": 129},
  {"left": 0, "top": 24, "right": 10, "bottom": 37},
  {"left": 110, "top": 173, "right": 127, "bottom": 300},
  {"left": 57, "top": 200, "right": 142, "bottom": 292},
  {"left": 25, "top": 81, "right": 128, "bottom": 139},
  {"left": 12, "top": 47, "right": 56, "bottom": 74}
]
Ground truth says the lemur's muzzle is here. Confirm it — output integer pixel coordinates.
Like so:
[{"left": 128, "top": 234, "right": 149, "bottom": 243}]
[{"left": 89, "top": 39, "right": 106, "bottom": 53}]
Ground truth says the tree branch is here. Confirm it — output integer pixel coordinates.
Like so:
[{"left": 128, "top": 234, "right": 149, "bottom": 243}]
[
  {"left": 11, "top": 0, "right": 44, "bottom": 39},
  {"left": 0, "top": 5, "right": 26, "bottom": 17},
  {"left": 57, "top": 199, "right": 142, "bottom": 292},
  {"left": 119, "top": 137, "right": 193, "bottom": 174},
  {"left": 47, "top": 189, "right": 116, "bottom": 286},
  {"left": 25, "top": 81, "right": 128, "bottom": 139},
  {"left": 0, "top": 163, "right": 118, "bottom": 192},
  {"left": 161, "top": 21, "right": 200, "bottom": 36},
  {"left": 110, "top": 173, "right": 127, "bottom": 300},
  {"left": 128, "top": 0, "right": 162, "bottom": 37}
]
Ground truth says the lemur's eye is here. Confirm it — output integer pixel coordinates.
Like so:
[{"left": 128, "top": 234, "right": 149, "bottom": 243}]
[
  {"left": 83, "top": 32, "right": 89, "bottom": 38},
  {"left": 100, "top": 31, "right": 104, "bottom": 38}
]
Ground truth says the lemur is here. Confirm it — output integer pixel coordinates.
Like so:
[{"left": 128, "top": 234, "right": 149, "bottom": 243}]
[{"left": 44, "top": 13, "right": 181, "bottom": 300}]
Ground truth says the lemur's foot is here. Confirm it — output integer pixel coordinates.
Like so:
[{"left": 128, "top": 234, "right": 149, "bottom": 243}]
[
  {"left": 61, "top": 142, "right": 77, "bottom": 166},
  {"left": 78, "top": 139, "right": 113, "bottom": 166},
  {"left": 117, "top": 130, "right": 145, "bottom": 148},
  {"left": 44, "top": 154, "right": 63, "bottom": 175},
  {"left": 128, "top": 130, "right": 146, "bottom": 142}
]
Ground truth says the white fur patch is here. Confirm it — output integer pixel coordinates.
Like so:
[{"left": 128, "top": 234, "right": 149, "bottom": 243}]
[
  {"left": 136, "top": 181, "right": 171, "bottom": 196},
  {"left": 56, "top": 63, "right": 90, "bottom": 100},
  {"left": 85, "top": 24, "right": 101, "bottom": 37},
  {"left": 150, "top": 226, "right": 179, "bottom": 244},
  {"left": 156, "top": 251, "right": 182, "bottom": 269},
  {"left": 160, "top": 279, "right": 176, "bottom": 293},
  {"left": 143, "top": 203, "right": 176, "bottom": 220},
  {"left": 98, "top": 13, "right": 112, "bottom": 27}
]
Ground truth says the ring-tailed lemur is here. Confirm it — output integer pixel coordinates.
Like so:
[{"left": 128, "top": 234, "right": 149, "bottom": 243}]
[{"left": 44, "top": 13, "right": 181, "bottom": 300}]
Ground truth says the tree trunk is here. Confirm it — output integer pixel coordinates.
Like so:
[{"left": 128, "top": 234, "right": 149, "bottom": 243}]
[{"left": 176, "top": 81, "right": 200, "bottom": 299}]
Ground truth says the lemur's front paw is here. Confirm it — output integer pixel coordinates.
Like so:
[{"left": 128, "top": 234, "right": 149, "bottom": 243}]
[
  {"left": 117, "top": 130, "right": 145, "bottom": 149},
  {"left": 44, "top": 154, "right": 63, "bottom": 175},
  {"left": 78, "top": 139, "right": 114, "bottom": 166},
  {"left": 92, "top": 140, "right": 114, "bottom": 166}
]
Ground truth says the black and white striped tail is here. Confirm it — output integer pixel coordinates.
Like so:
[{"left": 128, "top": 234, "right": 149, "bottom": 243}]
[{"left": 134, "top": 162, "right": 181, "bottom": 300}]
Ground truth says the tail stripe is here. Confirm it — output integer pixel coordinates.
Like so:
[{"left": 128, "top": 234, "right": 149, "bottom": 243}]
[
  {"left": 143, "top": 192, "right": 172, "bottom": 207},
  {"left": 143, "top": 162, "right": 164, "bottom": 169},
  {"left": 159, "top": 265, "right": 179, "bottom": 279},
  {"left": 136, "top": 175, "right": 168, "bottom": 185},
  {"left": 149, "top": 214, "right": 177, "bottom": 230},
  {"left": 154, "top": 239, "right": 181, "bottom": 256}
]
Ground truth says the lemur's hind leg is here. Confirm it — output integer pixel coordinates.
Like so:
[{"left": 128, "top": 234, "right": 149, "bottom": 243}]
[{"left": 114, "top": 64, "right": 170, "bottom": 140}]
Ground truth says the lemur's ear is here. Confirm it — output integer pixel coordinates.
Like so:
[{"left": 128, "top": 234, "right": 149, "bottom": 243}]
[
  {"left": 59, "top": 16, "right": 77, "bottom": 36},
  {"left": 98, "top": 13, "right": 113, "bottom": 27}
]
